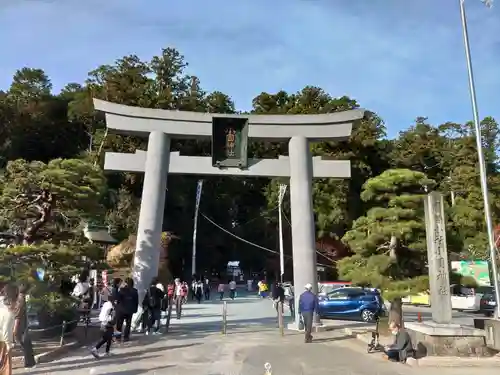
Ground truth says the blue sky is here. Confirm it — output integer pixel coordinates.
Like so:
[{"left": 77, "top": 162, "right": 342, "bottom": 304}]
[{"left": 1, "top": 0, "right": 499, "bottom": 137}]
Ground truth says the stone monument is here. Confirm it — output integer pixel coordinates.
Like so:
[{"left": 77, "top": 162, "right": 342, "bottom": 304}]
[
  {"left": 425, "top": 191, "right": 453, "bottom": 324},
  {"left": 405, "top": 192, "right": 492, "bottom": 357},
  {"left": 93, "top": 99, "right": 365, "bottom": 330}
]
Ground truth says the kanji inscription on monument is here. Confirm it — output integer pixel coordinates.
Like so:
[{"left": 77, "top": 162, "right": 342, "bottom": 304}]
[{"left": 424, "top": 191, "right": 452, "bottom": 324}]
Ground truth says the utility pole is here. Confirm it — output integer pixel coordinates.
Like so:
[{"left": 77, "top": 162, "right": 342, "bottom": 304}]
[{"left": 459, "top": 0, "right": 500, "bottom": 317}]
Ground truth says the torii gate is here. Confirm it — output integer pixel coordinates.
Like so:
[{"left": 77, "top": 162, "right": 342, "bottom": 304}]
[{"left": 93, "top": 98, "right": 365, "bottom": 328}]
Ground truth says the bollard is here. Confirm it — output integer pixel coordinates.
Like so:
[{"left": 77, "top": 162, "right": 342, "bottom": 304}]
[
  {"left": 417, "top": 312, "right": 422, "bottom": 322},
  {"left": 278, "top": 301, "right": 284, "bottom": 337},
  {"left": 222, "top": 301, "right": 227, "bottom": 335},
  {"left": 59, "top": 321, "right": 67, "bottom": 347},
  {"left": 166, "top": 299, "right": 173, "bottom": 333}
]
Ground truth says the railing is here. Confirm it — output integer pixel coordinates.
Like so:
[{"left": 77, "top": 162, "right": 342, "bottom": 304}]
[{"left": 26, "top": 309, "right": 92, "bottom": 351}]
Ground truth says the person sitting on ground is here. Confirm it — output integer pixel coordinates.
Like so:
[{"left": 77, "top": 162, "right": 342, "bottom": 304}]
[{"left": 384, "top": 321, "right": 413, "bottom": 362}]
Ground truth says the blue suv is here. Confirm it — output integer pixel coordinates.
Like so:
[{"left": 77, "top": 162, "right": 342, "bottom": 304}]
[{"left": 318, "top": 287, "right": 385, "bottom": 322}]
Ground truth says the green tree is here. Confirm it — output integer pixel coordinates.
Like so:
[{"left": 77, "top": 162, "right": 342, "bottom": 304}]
[
  {"left": 338, "top": 169, "right": 434, "bottom": 325},
  {"left": 0, "top": 158, "right": 106, "bottom": 244}
]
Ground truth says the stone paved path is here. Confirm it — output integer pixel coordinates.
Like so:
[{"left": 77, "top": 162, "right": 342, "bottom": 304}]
[{"left": 15, "top": 294, "right": 497, "bottom": 375}]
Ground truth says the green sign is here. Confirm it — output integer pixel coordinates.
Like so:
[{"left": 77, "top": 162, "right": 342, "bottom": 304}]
[
  {"left": 451, "top": 260, "right": 491, "bottom": 286},
  {"left": 211, "top": 117, "right": 249, "bottom": 168}
]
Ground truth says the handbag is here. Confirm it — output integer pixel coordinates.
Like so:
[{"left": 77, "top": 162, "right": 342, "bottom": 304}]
[{"left": 298, "top": 315, "right": 305, "bottom": 330}]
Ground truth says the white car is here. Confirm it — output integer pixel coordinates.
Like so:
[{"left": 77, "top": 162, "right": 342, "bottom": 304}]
[{"left": 450, "top": 285, "right": 494, "bottom": 312}]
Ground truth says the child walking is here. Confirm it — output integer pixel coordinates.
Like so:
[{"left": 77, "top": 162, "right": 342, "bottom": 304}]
[{"left": 91, "top": 295, "right": 116, "bottom": 359}]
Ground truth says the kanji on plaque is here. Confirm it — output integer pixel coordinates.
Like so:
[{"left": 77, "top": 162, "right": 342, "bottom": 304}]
[
  {"left": 211, "top": 116, "right": 249, "bottom": 169},
  {"left": 225, "top": 128, "right": 236, "bottom": 157}
]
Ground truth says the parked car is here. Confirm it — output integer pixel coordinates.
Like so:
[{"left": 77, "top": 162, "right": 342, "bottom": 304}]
[
  {"left": 318, "top": 281, "right": 352, "bottom": 297},
  {"left": 318, "top": 287, "right": 385, "bottom": 322},
  {"left": 479, "top": 293, "right": 496, "bottom": 317},
  {"left": 451, "top": 285, "right": 493, "bottom": 312}
]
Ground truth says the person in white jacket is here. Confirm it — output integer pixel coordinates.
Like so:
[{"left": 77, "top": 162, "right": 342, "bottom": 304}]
[{"left": 90, "top": 296, "right": 116, "bottom": 358}]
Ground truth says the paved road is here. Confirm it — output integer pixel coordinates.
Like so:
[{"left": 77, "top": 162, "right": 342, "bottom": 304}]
[
  {"left": 402, "top": 304, "right": 481, "bottom": 326},
  {"left": 16, "top": 296, "right": 493, "bottom": 375}
]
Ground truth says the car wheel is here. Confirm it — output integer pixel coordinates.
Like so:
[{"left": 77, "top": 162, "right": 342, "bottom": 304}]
[
  {"left": 485, "top": 311, "right": 493, "bottom": 317},
  {"left": 361, "top": 309, "right": 374, "bottom": 322}
]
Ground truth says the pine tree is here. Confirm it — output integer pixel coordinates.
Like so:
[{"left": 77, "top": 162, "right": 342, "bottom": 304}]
[{"left": 337, "top": 169, "right": 434, "bottom": 325}]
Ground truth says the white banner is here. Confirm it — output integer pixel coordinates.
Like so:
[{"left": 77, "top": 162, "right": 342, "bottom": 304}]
[
  {"left": 278, "top": 184, "right": 287, "bottom": 281},
  {"left": 192, "top": 180, "right": 203, "bottom": 275}
]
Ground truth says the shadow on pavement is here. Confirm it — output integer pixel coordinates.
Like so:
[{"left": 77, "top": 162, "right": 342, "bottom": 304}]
[
  {"left": 180, "top": 313, "right": 224, "bottom": 319},
  {"left": 320, "top": 320, "right": 373, "bottom": 329},
  {"left": 27, "top": 343, "right": 200, "bottom": 374},
  {"left": 103, "top": 364, "right": 175, "bottom": 375},
  {"left": 28, "top": 354, "right": 164, "bottom": 374},
  {"left": 192, "top": 297, "right": 264, "bottom": 305},
  {"left": 312, "top": 335, "right": 355, "bottom": 343}
]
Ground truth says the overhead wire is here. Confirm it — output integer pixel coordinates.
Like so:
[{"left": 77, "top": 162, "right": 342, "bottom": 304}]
[
  {"left": 281, "top": 209, "right": 338, "bottom": 264},
  {"left": 200, "top": 211, "right": 335, "bottom": 269}
]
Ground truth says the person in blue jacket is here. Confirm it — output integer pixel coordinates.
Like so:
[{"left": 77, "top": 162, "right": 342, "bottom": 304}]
[{"left": 298, "top": 283, "right": 319, "bottom": 343}]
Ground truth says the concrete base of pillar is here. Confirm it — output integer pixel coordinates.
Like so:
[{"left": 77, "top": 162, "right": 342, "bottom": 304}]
[{"left": 405, "top": 321, "right": 493, "bottom": 357}]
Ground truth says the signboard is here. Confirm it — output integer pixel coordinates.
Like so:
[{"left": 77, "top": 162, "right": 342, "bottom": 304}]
[
  {"left": 451, "top": 260, "right": 491, "bottom": 286},
  {"left": 211, "top": 117, "right": 249, "bottom": 168}
]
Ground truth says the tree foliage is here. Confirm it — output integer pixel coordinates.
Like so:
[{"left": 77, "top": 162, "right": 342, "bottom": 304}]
[{"left": 1, "top": 46, "right": 499, "bottom": 293}]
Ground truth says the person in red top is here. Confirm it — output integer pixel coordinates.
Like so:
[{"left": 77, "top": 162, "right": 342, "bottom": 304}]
[{"left": 181, "top": 282, "right": 188, "bottom": 304}]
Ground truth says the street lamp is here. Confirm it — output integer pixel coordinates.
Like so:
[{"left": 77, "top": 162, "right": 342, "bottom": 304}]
[{"left": 458, "top": 0, "right": 500, "bottom": 317}]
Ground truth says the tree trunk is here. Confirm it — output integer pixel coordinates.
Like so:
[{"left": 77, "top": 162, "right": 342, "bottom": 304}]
[
  {"left": 389, "top": 297, "right": 404, "bottom": 327},
  {"left": 388, "top": 235, "right": 398, "bottom": 259}
]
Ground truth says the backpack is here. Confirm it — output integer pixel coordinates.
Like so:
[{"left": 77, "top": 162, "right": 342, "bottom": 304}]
[
  {"left": 83, "top": 286, "right": 93, "bottom": 304},
  {"left": 148, "top": 287, "right": 159, "bottom": 309},
  {"left": 105, "top": 306, "right": 116, "bottom": 327}
]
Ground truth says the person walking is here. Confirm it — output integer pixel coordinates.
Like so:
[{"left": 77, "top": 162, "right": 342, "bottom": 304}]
[
  {"left": 100, "top": 282, "right": 111, "bottom": 306},
  {"left": 229, "top": 280, "right": 237, "bottom": 300},
  {"left": 195, "top": 280, "right": 203, "bottom": 304},
  {"left": 14, "top": 283, "right": 35, "bottom": 368},
  {"left": 0, "top": 284, "right": 19, "bottom": 375},
  {"left": 173, "top": 278, "right": 184, "bottom": 320},
  {"left": 111, "top": 278, "right": 122, "bottom": 301},
  {"left": 203, "top": 277, "right": 211, "bottom": 300},
  {"left": 190, "top": 279, "right": 197, "bottom": 301},
  {"left": 91, "top": 295, "right": 116, "bottom": 359},
  {"left": 285, "top": 284, "right": 295, "bottom": 317},
  {"left": 217, "top": 282, "right": 225, "bottom": 300},
  {"left": 156, "top": 282, "right": 167, "bottom": 331},
  {"left": 258, "top": 280, "right": 268, "bottom": 298},
  {"left": 88, "top": 278, "right": 97, "bottom": 310},
  {"left": 142, "top": 278, "right": 164, "bottom": 335},
  {"left": 272, "top": 282, "right": 285, "bottom": 321},
  {"left": 298, "top": 283, "right": 318, "bottom": 343},
  {"left": 181, "top": 282, "right": 189, "bottom": 304},
  {"left": 115, "top": 278, "right": 138, "bottom": 342},
  {"left": 71, "top": 275, "right": 92, "bottom": 324}
]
